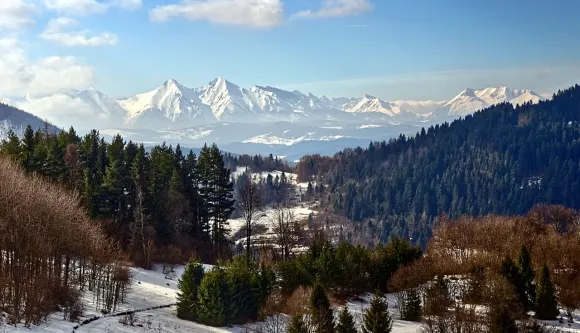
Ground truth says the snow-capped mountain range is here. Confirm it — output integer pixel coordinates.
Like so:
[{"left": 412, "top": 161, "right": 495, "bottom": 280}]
[
  {"left": 11, "top": 78, "right": 545, "bottom": 130},
  {"left": 3, "top": 79, "right": 546, "bottom": 160}
]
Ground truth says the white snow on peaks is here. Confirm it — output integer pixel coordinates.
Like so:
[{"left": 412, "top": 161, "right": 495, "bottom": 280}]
[
  {"left": 345, "top": 94, "right": 404, "bottom": 116},
  {"left": 120, "top": 79, "right": 214, "bottom": 128},
  {"left": 198, "top": 77, "right": 258, "bottom": 121},
  {"left": 8, "top": 78, "right": 546, "bottom": 136},
  {"left": 435, "top": 86, "right": 546, "bottom": 118}
]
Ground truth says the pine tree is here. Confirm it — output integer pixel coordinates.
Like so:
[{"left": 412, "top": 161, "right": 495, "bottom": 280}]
[
  {"left": 336, "top": 306, "right": 357, "bottom": 333},
  {"left": 534, "top": 265, "right": 559, "bottom": 320},
  {"left": 310, "top": 283, "right": 335, "bottom": 333},
  {"left": 501, "top": 256, "right": 528, "bottom": 312},
  {"left": 176, "top": 259, "right": 205, "bottom": 320},
  {"left": 197, "top": 267, "right": 229, "bottom": 327},
  {"left": 198, "top": 144, "right": 235, "bottom": 260},
  {"left": 0, "top": 130, "right": 22, "bottom": 156},
  {"left": 287, "top": 314, "right": 308, "bottom": 333},
  {"left": 517, "top": 246, "right": 536, "bottom": 310},
  {"left": 401, "top": 288, "right": 422, "bottom": 321},
  {"left": 362, "top": 293, "right": 392, "bottom": 333},
  {"left": 21, "top": 125, "right": 36, "bottom": 172}
]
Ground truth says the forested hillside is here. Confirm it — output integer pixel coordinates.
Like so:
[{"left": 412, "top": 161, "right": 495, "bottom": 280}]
[{"left": 297, "top": 84, "right": 580, "bottom": 246}]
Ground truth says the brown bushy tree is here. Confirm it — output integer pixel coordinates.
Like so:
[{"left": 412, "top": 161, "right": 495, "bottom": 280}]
[{"left": 0, "top": 157, "right": 128, "bottom": 326}]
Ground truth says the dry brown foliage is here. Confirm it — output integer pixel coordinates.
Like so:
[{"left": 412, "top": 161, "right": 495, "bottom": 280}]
[
  {"left": 0, "top": 157, "right": 129, "bottom": 326},
  {"left": 425, "top": 205, "right": 580, "bottom": 277}
]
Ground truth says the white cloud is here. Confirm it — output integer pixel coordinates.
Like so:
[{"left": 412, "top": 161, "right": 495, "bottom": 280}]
[
  {"left": 0, "top": 37, "right": 94, "bottom": 98},
  {"left": 0, "top": 0, "right": 37, "bottom": 30},
  {"left": 42, "top": 0, "right": 108, "bottom": 16},
  {"left": 18, "top": 94, "right": 117, "bottom": 131},
  {"left": 110, "top": 0, "right": 142, "bottom": 10},
  {"left": 290, "top": 0, "right": 372, "bottom": 20},
  {"left": 41, "top": 17, "right": 119, "bottom": 46},
  {"left": 150, "top": 0, "right": 284, "bottom": 28},
  {"left": 42, "top": 0, "right": 142, "bottom": 16}
]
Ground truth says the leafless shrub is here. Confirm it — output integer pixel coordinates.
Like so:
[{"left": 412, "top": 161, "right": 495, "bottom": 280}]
[{"left": 0, "top": 157, "right": 127, "bottom": 326}]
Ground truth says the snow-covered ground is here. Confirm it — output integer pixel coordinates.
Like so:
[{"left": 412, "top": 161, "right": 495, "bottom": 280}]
[
  {"left": 3, "top": 264, "right": 579, "bottom": 333},
  {"left": 228, "top": 204, "right": 315, "bottom": 236}
]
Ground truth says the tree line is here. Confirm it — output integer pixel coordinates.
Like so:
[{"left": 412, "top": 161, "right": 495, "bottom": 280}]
[
  {"left": 0, "top": 127, "right": 242, "bottom": 265},
  {"left": 174, "top": 232, "right": 421, "bottom": 331},
  {"left": 296, "top": 84, "right": 580, "bottom": 247}
]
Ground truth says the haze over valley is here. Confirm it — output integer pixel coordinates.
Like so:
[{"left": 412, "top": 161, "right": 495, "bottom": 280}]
[{"left": 3, "top": 79, "right": 546, "bottom": 159}]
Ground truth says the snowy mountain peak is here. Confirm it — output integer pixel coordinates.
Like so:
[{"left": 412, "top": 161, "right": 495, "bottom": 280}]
[{"left": 437, "top": 86, "right": 545, "bottom": 118}]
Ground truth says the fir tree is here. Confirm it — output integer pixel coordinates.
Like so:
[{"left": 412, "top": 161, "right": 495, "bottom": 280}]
[
  {"left": 199, "top": 144, "right": 235, "bottom": 259},
  {"left": 21, "top": 125, "right": 35, "bottom": 172},
  {"left": 362, "top": 293, "right": 392, "bottom": 333},
  {"left": 0, "top": 130, "right": 22, "bottom": 156},
  {"left": 176, "top": 259, "right": 205, "bottom": 320},
  {"left": 287, "top": 314, "right": 308, "bottom": 333},
  {"left": 310, "top": 283, "right": 335, "bottom": 333},
  {"left": 400, "top": 288, "right": 422, "bottom": 321},
  {"left": 336, "top": 306, "right": 357, "bottom": 333},
  {"left": 534, "top": 265, "right": 559, "bottom": 320},
  {"left": 517, "top": 246, "right": 536, "bottom": 310},
  {"left": 501, "top": 256, "right": 528, "bottom": 312},
  {"left": 197, "top": 267, "right": 229, "bottom": 326}
]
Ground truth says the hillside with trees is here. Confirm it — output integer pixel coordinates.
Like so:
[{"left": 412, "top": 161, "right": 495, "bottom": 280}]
[
  {"left": 0, "top": 157, "right": 128, "bottom": 326},
  {"left": 296, "top": 84, "right": 580, "bottom": 246}
]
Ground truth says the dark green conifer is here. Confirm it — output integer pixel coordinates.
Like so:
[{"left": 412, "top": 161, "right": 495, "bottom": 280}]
[
  {"left": 176, "top": 259, "right": 205, "bottom": 320},
  {"left": 362, "top": 293, "right": 392, "bottom": 333},
  {"left": 310, "top": 283, "right": 335, "bottom": 333},
  {"left": 336, "top": 306, "right": 357, "bottom": 333},
  {"left": 534, "top": 265, "right": 559, "bottom": 320}
]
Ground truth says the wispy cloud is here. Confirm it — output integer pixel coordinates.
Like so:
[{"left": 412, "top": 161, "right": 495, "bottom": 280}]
[
  {"left": 41, "top": 17, "right": 119, "bottom": 47},
  {"left": 42, "top": 0, "right": 142, "bottom": 17},
  {"left": 0, "top": 0, "right": 37, "bottom": 31},
  {"left": 290, "top": 0, "right": 373, "bottom": 20},
  {"left": 0, "top": 37, "right": 94, "bottom": 98},
  {"left": 150, "top": 0, "right": 285, "bottom": 28}
]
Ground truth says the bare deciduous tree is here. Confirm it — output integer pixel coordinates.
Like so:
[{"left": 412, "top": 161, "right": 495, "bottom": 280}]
[
  {"left": 236, "top": 172, "right": 264, "bottom": 264},
  {"left": 271, "top": 205, "right": 301, "bottom": 261}
]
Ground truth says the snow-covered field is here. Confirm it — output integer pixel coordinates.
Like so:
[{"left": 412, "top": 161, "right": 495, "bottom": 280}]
[
  {"left": 1, "top": 263, "right": 422, "bottom": 333},
  {"left": 3, "top": 263, "right": 579, "bottom": 333}
]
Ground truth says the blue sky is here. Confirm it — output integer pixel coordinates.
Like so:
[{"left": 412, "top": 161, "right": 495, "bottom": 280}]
[{"left": 2, "top": 0, "right": 580, "bottom": 101}]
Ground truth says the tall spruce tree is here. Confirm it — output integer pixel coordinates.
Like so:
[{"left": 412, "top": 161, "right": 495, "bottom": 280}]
[
  {"left": 362, "top": 293, "right": 393, "bottom": 333},
  {"left": 176, "top": 259, "right": 205, "bottom": 320},
  {"left": 310, "top": 283, "right": 335, "bottom": 333},
  {"left": 501, "top": 256, "right": 528, "bottom": 312},
  {"left": 21, "top": 125, "right": 35, "bottom": 172},
  {"left": 336, "top": 306, "right": 357, "bottom": 333},
  {"left": 198, "top": 144, "right": 235, "bottom": 259},
  {"left": 517, "top": 246, "right": 536, "bottom": 310},
  {"left": 534, "top": 265, "right": 559, "bottom": 320}
]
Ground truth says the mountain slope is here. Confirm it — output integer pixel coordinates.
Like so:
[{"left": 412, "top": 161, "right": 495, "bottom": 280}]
[
  {"left": 120, "top": 79, "right": 216, "bottom": 128},
  {"left": 435, "top": 87, "right": 545, "bottom": 118},
  {"left": 7, "top": 80, "right": 545, "bottom": 138},
  {"left": 0, "top": 103, "right": 60, "bottom": 140},
  {"left": 296, "top": 84, "right": 580, "bottom": 245}
]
